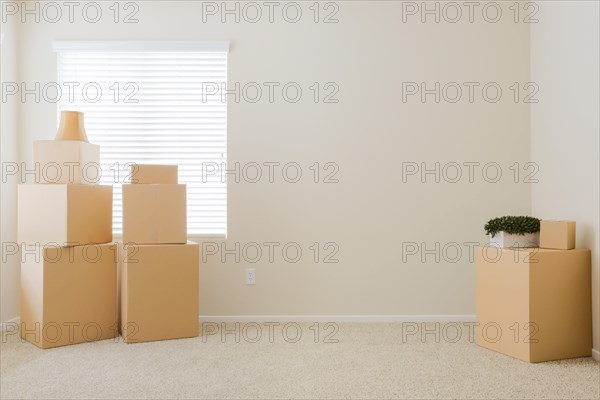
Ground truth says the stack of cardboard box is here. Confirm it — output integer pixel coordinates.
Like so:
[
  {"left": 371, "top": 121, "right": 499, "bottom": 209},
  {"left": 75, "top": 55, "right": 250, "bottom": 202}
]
[
  {"left": 120, "top": 164, "right": 199, "bottom": 343},
  {"left": 18, "top": 111, "right": 116, "bottom": 349},
  {"left": 476, "top": 220, "right": 592, "bottom": 362}
]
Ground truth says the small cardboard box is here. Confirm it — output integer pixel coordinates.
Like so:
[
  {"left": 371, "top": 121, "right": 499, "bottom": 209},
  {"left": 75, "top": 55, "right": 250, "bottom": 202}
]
[
  {"left": 20, "top": 243, "right": 118, "bottom": 349},
  {"left": 130, "top": 164, "right": 178, "bottom": 184},
  {"left": 18, "top": 184, "right": 112, "bottom": 246},
  {"left": 122, "top": 184, "right": 186, "bottom": 244},
  {"left": 121, "top": 242, "right": 199, "bottom": 343},
  {"left": 540, "top": 220, "right": 576, "bottom": 250},
  {"left": 33, "top": 140, "right": 100, "bottom": 184},
  {"left": 476, "top": 246, "right": 592, "bottom": 363}
]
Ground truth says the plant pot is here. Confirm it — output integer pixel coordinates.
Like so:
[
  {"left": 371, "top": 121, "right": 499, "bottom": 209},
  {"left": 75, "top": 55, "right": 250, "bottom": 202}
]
[{"left": 488, "top": 231, "right": 539, "bottom": 248}]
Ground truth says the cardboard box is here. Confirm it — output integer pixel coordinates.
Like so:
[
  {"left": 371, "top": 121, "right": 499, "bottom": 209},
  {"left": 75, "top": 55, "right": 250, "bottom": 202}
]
[
  {"left": 476, "top": 246, "right": 592, "bottom": 362},
  {"left": 33, "top": 140, "right": 100, "bottom": 184},
  {"left": 122, "top": 184, "right": 186, "bottom": 244},
  {"left": 121, "top": 242, "right": 199, "bottom": 343},
  {"left": 540, "top": 220, "right": 576, "bottom": 250},
  {"left": 20, "top": 243, "right": 118, "bottom": 349},
  {"left": 18, "top": 184, "right": 112, "bottom": 246},
  {"left": 130, "top": 164, "right": 178, "bottom": 184}
]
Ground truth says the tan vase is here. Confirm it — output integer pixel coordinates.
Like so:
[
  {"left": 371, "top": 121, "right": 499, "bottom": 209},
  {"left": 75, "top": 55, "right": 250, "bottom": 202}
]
[{"left": 55, "top": 111, "right": 89, "bottom": 142}]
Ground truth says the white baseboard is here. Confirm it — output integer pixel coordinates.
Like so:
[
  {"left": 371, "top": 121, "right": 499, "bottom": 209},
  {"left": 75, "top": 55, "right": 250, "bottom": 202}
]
[
  {"left": 2, "top": 315, "right": 476, "bottom": 329},
  {"left": 199, "top": 315, "right": 477, "bottom": 323},
  {"left": 0, "top": 317, "right": 20, "bottom": 332},
  {"left": 593, "top": 348, "right": 599, "bottom": 362}
]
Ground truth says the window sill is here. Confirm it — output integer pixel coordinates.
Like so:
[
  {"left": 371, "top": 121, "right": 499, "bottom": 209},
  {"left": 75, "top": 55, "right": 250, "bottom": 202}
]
[{"left": 112, "top": 233, "right": 227, "bottom": 241}]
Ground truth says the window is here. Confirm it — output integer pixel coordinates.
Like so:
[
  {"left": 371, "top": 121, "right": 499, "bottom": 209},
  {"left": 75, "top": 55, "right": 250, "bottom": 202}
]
[{"left": 53, "top": 41, "right": 228, "bottom": 236}]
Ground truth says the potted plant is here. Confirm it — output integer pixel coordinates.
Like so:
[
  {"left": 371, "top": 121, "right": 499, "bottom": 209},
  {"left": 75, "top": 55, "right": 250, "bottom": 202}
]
[{"left": 484, "top": 216, "right": 541, "bottom": 248}]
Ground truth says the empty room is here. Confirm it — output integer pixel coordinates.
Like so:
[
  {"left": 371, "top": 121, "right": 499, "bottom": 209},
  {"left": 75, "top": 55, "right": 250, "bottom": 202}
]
[{"left": 0, "top": 1, "right": 599, "bottom": 399}]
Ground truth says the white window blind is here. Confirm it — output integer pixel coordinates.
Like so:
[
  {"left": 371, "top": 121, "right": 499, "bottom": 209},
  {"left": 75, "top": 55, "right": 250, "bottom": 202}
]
[{"left": 54, "top": 41, "right": 228, "bottom": 236}]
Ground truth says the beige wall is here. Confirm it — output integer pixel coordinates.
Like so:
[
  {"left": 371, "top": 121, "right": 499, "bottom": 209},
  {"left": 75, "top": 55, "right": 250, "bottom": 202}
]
[
  {"left": 530, "top": 1, "right": 600, "bottom": 359},
  {"left": 0, "top": 13, "right": 20, "bottom": 322},
  {"left": 5, "top": 1, "right": 532, "bottom": 320}
]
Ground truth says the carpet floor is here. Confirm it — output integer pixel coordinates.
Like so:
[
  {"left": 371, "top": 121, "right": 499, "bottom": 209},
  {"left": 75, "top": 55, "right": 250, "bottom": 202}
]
[{"left": 1, "top": 323, "right": 598, "bottom": 399}]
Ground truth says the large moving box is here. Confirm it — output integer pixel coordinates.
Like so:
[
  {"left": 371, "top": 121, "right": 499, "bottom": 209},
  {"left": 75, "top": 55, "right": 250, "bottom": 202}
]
[
  {"left": 18, "top": 184, "right": 112, "bottom": 246},
  {"left": 120, "top": 242, "right": 199, "bottom": 343},
  {"left": 20, "top": 243, "right": 118, "bottom": 349},
  {"left": 475, "top": 246, "right": 592, "bottom": 362},
  {"left": 122, "top": 184, "right": 186, "bottom": 244},
  {"left": 33, "top": 140, "right": 100, "bottom": 184}
]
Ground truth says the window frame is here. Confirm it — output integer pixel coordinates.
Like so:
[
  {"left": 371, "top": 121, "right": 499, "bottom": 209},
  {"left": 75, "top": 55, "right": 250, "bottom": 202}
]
[{"left": 53, "top": 41, "right": 230, "bottom": 239}]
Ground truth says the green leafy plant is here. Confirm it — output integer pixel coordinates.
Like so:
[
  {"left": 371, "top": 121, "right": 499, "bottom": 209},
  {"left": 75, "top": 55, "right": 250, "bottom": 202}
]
[{"left": 484, "top": 216, "right": 541, "bottom": 238}]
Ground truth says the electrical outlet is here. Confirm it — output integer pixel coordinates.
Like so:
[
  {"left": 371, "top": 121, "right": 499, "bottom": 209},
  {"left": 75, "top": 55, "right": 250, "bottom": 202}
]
[{"left": 245, "top": 268, "right": 256, "bottom": 285}]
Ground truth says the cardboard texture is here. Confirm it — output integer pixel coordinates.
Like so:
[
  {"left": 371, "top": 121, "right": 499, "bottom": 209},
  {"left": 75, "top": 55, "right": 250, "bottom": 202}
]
[
  {"left": 120, "top": 242, "right": 199, "bottom": 343},
  {"left": 122, "top": 184, "right": 186, "bottom": 244},
  {"left": 131, "top": 164, "right": 178, "bottom": 184},
  {"left": 33, "top": 140, "right": 100, "bottom": 184},
  {"left": 476, "top": 246, "right": 592, "bottom": 363},
  {"left": 18, "top": 184, "right": 112, "bottom": 246},
  {"left": 540, "top": 220, "right": 576, "bottom": 250},
  {"left": 20, "top": 243, "right": 118, "bottom": 349}
]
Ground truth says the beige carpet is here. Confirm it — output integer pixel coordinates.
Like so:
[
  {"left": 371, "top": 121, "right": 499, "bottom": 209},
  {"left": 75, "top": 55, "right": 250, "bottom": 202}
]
[{"left": 1, "top": 323, "right": 598, "bottom": 399}]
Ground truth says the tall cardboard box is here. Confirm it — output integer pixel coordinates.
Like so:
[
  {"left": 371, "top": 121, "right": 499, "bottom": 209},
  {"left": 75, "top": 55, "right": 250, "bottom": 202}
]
[
  {"left": 540, "top": 220, "right": 576, "bottom": 250},
  {"left": 130, "top": 164, "right": 178, "bottom": 184},
  {"left": 121, "top": 242, "right": 199, "bottom": 343},
  {"left": 20, "top": 243, "right": 118, "bottom": 349},
  {"left": 122, "top": 184, "right": 186, "bottom": 244},
  {"left": 18, "top": 184, "right": 112, "bottom": 246},
  {"left": 475, "top": 246, "right": 592, "bottom": 362},
  {"left": 33, "top": 140, "right": 100, "bottom": 184}
]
